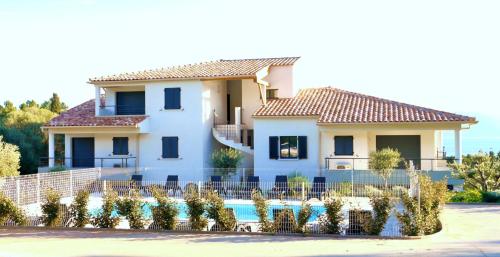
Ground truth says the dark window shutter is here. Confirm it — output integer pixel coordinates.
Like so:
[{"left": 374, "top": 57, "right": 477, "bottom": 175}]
[
  {"left": 335, "top": 136, "right": 353, "bottom": 155},
  {"left": 164, "top": 88, "right": 181, "bottom": 109},
  {"left": 298, "top": 136, "right": 307, "bottom": 159},
  {"left": 113, "top": 137, "right": 128, "bottom": 155},
  {"left": 269, "top": 136, "right": 278, "bottom": 159},
  {"left": 162, "top": 137, "right": 179, "bottom": 158}
]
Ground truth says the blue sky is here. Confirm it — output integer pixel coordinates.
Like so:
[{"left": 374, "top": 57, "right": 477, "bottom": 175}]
[{"left": 0, "top": 0, "right": 499, "bottom": 153}]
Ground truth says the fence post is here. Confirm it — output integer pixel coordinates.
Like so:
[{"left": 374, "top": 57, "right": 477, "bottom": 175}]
[
  {"left": 198, "top": 181, "right": 202, "bottom": 198},
  {"left": 103, "top": 180, "right": 107, "bottom": 196},
  {"left": 16, "top": 178, "right": 20, "bottom": 205},
  {"left": 301, "top": 181, "right": 305, "bottom": 201},
  {"left": 69, "top": 170, "right": 73, "bottom": 198},
  {"left": 36, "top": 173, "right": 40, "bottom": 204}
]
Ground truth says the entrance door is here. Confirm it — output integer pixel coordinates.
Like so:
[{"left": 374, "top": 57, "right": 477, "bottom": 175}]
[
  {"left": 72, "top": 138, "right": 95, "bottom": 168},
  {"left": 226, "top": 94, "right": 231, "bottom": 123},
  {"left": 376, "top": 135, "right": 421, "bottom": 168}
]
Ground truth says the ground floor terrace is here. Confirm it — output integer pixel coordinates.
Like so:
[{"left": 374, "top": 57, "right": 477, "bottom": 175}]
[{"left": 1, "top": 204, "right": 498, "bottom": 257}]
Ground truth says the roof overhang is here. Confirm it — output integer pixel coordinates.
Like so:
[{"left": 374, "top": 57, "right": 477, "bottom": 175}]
[{"left": 88, "top": 75, "right": 257, "bottom": 86}]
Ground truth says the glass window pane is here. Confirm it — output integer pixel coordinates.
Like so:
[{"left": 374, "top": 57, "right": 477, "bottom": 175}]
[
  {"left": 289, "top": 136, "right": 298, "bottom": 158},
  {"left": 280, "top": 136, "right": 290, "bottom": 158}
]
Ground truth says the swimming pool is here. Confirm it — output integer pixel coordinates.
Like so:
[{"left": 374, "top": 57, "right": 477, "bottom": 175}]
[{"left": 91, "top": 202, "right": 327, "bottom": 222}]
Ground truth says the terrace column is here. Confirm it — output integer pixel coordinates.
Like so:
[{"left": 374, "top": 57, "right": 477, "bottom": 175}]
[
  {"left": 64, "top": 135, "right": 72, "bottom": 168},
  {"left": 454, "top": 129, "right": 462, "bottom": 164},
  {"left": 95, "top": 86, "right": 101, "bottom": 116},
  {"left": 48, "top": 131, "right": 55, "bottom": 168}
]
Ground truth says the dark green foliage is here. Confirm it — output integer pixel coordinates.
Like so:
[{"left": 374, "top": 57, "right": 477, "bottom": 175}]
[
  {"left": 0, "top": 192, "right": 27, "bottom": 226},
  {"left": 320, "top": 197, "right": 344, "bottom": 234},
  {"left": 211, "top": 148, "right": 243, "bottom": 169},
  {"left": 274, "top": 208, "right": 297, "bottom": 233},
  {"left": 251, "top": 190, "right": 273, "bottom": 232},
  {"left": 397, "top": 175, "right": 447, "bottom": 236},
  {"left": 69, "top": 190, "right": 90, "bottom": 228},
  {"left": 41, "top": 189, "right": 62, "bottom": 227},
  {"left": 92, "top": 189, "right": 120, "bottom": 228},
  {"left": 482, "top": 191, "right": 500, "bottom": 203},
  {"left": 116, "top": 190, "right": 145, "bottom": 229},
  {"left": 150, "top": 187, "right": 178, "bottom": 230},
  {"left": 296, "top": 202, "right": 313, "bottom": 233},
  {"left": 447, "top": 190, "right": 483, "bottom": 203},
  {"left": 184, "top": 190, "right": 207, "bottom": 231},
  {"left": 205, "top": 191, "right": 236, "bottom": 231}
]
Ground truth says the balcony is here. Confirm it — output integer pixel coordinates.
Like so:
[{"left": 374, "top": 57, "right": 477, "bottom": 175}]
[{"left": 98, "top": 105, "right": 145, "bottom": 116}]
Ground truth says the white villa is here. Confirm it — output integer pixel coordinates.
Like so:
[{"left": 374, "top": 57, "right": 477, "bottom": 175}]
[{"left": 42, "top": 57, "right": 476, "bottom": 181}]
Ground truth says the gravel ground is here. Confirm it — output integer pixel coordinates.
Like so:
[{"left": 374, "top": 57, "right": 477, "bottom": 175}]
[{"left": 0, "top": 204, "right": 499, "bottom": 257}]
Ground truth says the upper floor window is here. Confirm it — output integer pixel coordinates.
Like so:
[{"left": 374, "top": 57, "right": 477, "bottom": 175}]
[
  {"left": 266, "top": 89, "right": 278, "bottom": 99},
  {"left": 269, "top": 136, "right": 307, "bottom": 160},
  {"left": 334, "top": 136, "right": 353, "bottom": 156},
  {"left": 112, "top": 137, "right": 129, "bottom": 155},
  {"left": 162, "top": 136, "right": 179, "bottom": 158},
  {"left": 164, "top": 88, "right": 181, "bottom": 109},
  {"left": 115, "top": 91, "right": 145, "bottom": 115}
]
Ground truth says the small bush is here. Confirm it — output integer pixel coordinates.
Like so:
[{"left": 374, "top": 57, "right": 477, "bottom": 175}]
[
  {"left": 41, "top": 189, "right": 63, "bottom": 227},
  {"left": 288, "top": 173, "right": 311, "bottom": 190},
  {"left": 360, "top": 193, "right": 392, "bottom": 235},
  {"left": 397, "top": 175, "right": 447, "bottom": 236},
  {"left": 211, "top": 148, "right": 244, "bottom": 169},
  {"left": 49, "top": 165, "right": 66, "bottom": 172},
  {"left": 69, "top": 190, "right": 90, "bottom": 228},
  {"left": 116, "top": 190, "right": 145, "bottom": 229},
  {"left": 274, "top": 208, "right": 297, "bottom": 233},
  {"left": 206, "top": 191, "right": 236, "bottom": 231},
  {"left": 447, "top": 190, "right": 483, "bottom": 203},
  {"left": 251, "top": 190, "right": 273, "bottom": 232},
  {"left": 0, "top": 192, "right": 27, "bottom": 226},
  {"left": 92, "top": 189, "right": 120, "bottom": 229},
  {"left": 296, "top": 202, "right": 313, "bottom": 233},
  {"left": 369, "top": 148, "right": 401, "bottom": 188},
  {"left": 150, "top": 187, "right": 178, "bottom": 230},
  {"left": 319, "top": 197, "right": 344, "bottom": 234},
  {"left": 184, "top": 191, "right": 207, "bottom": 231},
  {"left": 482, "top": 191, "right": 500, "bottom": 203}
]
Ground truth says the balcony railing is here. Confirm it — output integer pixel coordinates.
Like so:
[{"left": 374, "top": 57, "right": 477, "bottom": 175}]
[
  {"left": 324, "top": 157, "right": 457, "bottom": 172},
  {"left": 39, "top": 157, "right": 137, "bottom": 170},
  {"left": 99, "top": 105, "right": 145, "bottom": 116}
]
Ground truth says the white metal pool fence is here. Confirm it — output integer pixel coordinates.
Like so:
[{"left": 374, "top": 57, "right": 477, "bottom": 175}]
[{"left": 0, "top": 168, "right": 422, "bottom": 237}]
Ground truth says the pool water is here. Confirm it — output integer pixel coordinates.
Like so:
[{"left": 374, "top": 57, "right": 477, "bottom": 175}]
[{"left": 91, "top": 202, "right": 327, "bottom": 222}]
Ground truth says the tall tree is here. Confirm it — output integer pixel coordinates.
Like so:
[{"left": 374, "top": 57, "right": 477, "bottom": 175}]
[
  {"left": 450, "top": 152, "right": 500, "bottom": 192},
  {"left": 0, "top": 135, "right": 20, "bottom": 177},
  {"left": 1, "top": 101, "right": 16, "bottom": 115},
  {"left": 49, "top": 93, "right": 63, "bottom": 114}
]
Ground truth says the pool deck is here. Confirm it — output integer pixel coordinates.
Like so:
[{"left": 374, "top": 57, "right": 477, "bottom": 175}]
[{"left": 0, "top": 204, "right": 499, "bottom": 257}]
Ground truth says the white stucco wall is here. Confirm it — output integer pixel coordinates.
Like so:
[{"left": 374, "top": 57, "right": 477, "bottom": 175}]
[
  {"left": 241, "top": 79, "right": 263, "bottom": 129},
  {"left": 138, "top": 80, "right": 205, "bottom": 181},
  {"left": 263, "top": 65, "right": 294, "bottom": 98},
  {"left": 202, "top": 80, "right": 226, "bottom": 168},
  {"left": 253, "top": 118, "right": 320, "bottom": 181}
]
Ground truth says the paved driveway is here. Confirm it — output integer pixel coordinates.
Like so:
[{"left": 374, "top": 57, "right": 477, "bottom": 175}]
[{"left": 0, "top": 204, "right": 498, "bottom": 257}]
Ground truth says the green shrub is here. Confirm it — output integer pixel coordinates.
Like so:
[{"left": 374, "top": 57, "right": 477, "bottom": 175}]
[
  {"left": 251, "top": 190, "right": 273, "bottom": 232},
  {"left": 69, "top": 190, "right": 90, "bottom": 228},
  {"left": 206, "top": 191, "right": 236, "bottom": 231},
  {"left": 288, "top": 173, "right": 311, "bottom": 190},
  {"left": 296, "top": 202, "right": 313, "bottom": 233},
  {"left": 369, "top": 148, "right": 402, "bottom": 188},
  {"left": 274, "top": 208, "right": 297, "bottom": 233},
  {"left": 361, "top": 193, "right": 392, "bottom": 235},
  {"left": 0, "top": 192, "right": 27, "bottom": 226},
  {"left": 0, "top": 136, "right": 20, "bottom": 177},
  {"left": 92, "top": 189, "right": 120, "bottom": 228},
  {"left": 49, "top": 165, "right": 66, "bottom": 172},
  {"left": 41, "top": 189, "right": 63, "bottom": 227},
  {"left": 150, "top": 187, "right": 178, "bottom": 230},
  {"left": 482, "top": 191, "right": 500, "bottom": 203},
  {"left": 184, "top": 191, "right": 207, "bottom": 231},
  {"left": 447, "top": 190, "right": 483, "bottom": 203},
  {"left": 116, "top": 190, "right": 145, "bottom": 229},
  {"left": 320, "top": 197, "right": 343, "bottom": 234},
  {"left": 211, "top": 148, "right": 244, "bottom": 169},
  {"left": 449, "top": 152, "right": 500, "bottom": 192},
  {"left": 397, "top": 175, "right": 447, "bottom": 236}
]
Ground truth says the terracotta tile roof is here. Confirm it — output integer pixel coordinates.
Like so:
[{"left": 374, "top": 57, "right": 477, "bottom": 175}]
[
  {"left": 90, "top": 57, "right": 300, "bottom": 83},
  {"left": 44, "top": 100, "right": 147, "bottom": 127},
  {"left": 254, "top": 87, "right": 476, "bottom": 124}
]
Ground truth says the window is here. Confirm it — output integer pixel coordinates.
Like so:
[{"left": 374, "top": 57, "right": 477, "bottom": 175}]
[
  {"left": 266, "top": 89, "right": 278, "bottom": 99},
  {"left": 280, "top": 136, "right": 298, "bottom": 159},
  {"left": 112, "top": 137, "right": 129, "bottom": 155},
  {"left": 164, "top": 88, "right": 181, "bottom": 109},
  {"left": 162, "top": 137, "right": 179, "bottom": 158},
  {"left": 334, "top": 136, "right": 353, "bottom": 156}
]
